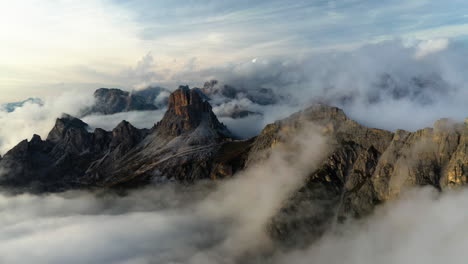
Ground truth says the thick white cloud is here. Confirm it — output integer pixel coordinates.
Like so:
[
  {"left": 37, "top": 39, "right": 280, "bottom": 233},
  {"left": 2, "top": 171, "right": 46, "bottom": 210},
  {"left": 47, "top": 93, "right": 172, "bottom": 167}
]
[
  {"left": 83, "top": 110, "right": 165, "bottom": 131},
  {"left": 0, "top": 92, "right": 95, "bottom": 154}
]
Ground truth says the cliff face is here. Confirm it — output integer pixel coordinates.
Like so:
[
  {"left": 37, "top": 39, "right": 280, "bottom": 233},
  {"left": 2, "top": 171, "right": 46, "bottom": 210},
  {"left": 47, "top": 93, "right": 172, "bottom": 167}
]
[
  {"left": 94, "top": 86, "right": 240, "bottom": 186},
  {"left": 0, "top": 115, "right": 114, "bottom": 192},
  {"left": 155, "top": 85, "right": 230, "bottom": 139},
  {"left": 249, "top": 104, "right": 468, "bottom": 246}
]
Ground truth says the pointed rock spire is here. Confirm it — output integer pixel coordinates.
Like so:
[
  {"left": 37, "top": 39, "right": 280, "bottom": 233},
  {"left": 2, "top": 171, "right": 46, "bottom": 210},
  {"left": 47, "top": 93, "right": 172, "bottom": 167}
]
[
  {"left": 47, "top": 114, "right": 89, "bottom": 143},
  {"left": 156, "top": 85, "right": 230, "bottom": 138}
]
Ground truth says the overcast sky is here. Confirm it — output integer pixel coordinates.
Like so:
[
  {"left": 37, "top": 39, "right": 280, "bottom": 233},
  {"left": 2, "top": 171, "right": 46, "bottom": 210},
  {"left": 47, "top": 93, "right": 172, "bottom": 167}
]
[{"left": 1, "top": 0, "right": 468, "bottom": 102}]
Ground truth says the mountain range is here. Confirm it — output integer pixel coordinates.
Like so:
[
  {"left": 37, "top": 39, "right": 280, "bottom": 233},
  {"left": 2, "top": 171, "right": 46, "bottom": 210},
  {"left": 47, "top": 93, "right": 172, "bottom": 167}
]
[{"left": 0, "top": 85, "right": 467, "bottom": 246}]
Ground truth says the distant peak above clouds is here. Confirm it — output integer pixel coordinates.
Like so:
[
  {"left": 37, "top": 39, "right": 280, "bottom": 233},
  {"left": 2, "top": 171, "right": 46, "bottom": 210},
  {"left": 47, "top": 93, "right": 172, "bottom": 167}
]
[
  {"left": 81, "top": 86, "right": 170, "bottom": 116},
  {"left": 0, "top": 98, "right": 43, "bottom": 113}
]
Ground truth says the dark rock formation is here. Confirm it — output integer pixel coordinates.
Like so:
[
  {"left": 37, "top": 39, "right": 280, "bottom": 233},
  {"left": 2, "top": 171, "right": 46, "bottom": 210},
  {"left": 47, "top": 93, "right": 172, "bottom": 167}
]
[
  {"left": 0, "top": 115, "right": 115, "bottom": 192},
  {"left": 82, "top": 87, "right": 169, "bottom": 116},
  {"left": 0, "top": 86, "right": 248, "bottom": 191},
  {"left": 95, "top": 86, "right": 240, "bottom": 187}
]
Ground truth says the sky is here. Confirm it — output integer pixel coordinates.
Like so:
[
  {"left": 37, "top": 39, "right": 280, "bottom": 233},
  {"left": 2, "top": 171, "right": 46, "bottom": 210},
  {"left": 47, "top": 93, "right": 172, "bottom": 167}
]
[{"left": 1, "top": 0, "right": 468, "bottom": 102}]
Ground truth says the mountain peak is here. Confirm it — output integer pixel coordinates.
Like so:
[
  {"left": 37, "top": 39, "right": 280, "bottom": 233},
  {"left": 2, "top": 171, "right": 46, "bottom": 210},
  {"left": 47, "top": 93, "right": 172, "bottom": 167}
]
[
  {"left": 83, "top": 87, "right": 161, "bottom": 116},
  {"left": 156, "top": 85, "right": 230, "bottom": 138},
  {"left": 46, "top": 114, "right": 89, "bottom": 143},
  {"left": 168, "top": 85, "right": 211, "bottom": 115}
]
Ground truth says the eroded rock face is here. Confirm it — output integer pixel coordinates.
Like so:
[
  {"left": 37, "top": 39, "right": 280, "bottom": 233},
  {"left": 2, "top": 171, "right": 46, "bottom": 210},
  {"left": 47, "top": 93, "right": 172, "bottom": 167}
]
[
  {"left": 248, "top": 104, "right": 468, "bottom": 246},
  {"left": 156, "top": 85, "right": 231, "bottom": 139},
  {"left": 96, "top": 86, "right": 240, "bottom": 186}
]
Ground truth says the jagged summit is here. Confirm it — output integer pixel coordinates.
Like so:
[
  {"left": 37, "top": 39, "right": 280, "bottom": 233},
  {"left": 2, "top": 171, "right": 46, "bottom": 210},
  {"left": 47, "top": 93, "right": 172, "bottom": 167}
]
[
  {"left": 110, "top": 120, "right": 147, "bottom": 151},
  {"left": 47, "top": 114, "right": 89, "bottom": 143},
  {"left": 156, "top": 85, "right": 231, "bottom": 138}
]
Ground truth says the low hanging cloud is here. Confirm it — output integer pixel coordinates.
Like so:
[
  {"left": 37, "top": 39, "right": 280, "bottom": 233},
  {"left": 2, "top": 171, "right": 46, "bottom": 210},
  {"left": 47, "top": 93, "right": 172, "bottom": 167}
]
[
  {"left": 82, "top": 110, "right": 166, "bottom": 131},
  {"left": 0, "top": 122, "right": 329, "bottom": 264},
  {"left": 277, "top": 188, "right": 468, "bottom": 264}
]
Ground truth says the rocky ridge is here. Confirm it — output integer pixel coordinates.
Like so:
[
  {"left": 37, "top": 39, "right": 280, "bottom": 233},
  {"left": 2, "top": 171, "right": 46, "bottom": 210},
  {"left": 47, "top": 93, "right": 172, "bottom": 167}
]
[
  {"left": 0, "top": 86, "right": 250, "bottom": 192},
  {"left": 256, "top": 104, "right": 468, "bottom": 246}
]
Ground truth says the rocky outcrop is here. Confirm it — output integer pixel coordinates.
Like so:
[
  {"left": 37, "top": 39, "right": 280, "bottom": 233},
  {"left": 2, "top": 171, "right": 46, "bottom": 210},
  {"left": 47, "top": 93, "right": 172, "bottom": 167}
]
[
  {"left": 95, "top": 86, "right": 240, "bottom": 187},
  {"left": 82, "top": 87, "right": 169, "bottom": 116},
  {"left": 249, "top": 104, "right": 468, "bottom": 246},
  {"left": 0, "top": 115, "right": 114, "bottom": 192},
  {"left": 156, "top": 85, "right": 230, "bottom": 139}
]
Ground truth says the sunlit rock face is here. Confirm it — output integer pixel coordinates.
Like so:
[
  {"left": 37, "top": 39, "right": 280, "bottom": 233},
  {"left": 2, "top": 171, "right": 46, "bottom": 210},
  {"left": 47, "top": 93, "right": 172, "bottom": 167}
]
[
  {"left": 156, "top": 85, "right": 230, "bottom": 138},
  {"left": 247, "top": 104, "right": 468, "bottom": 246}
]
